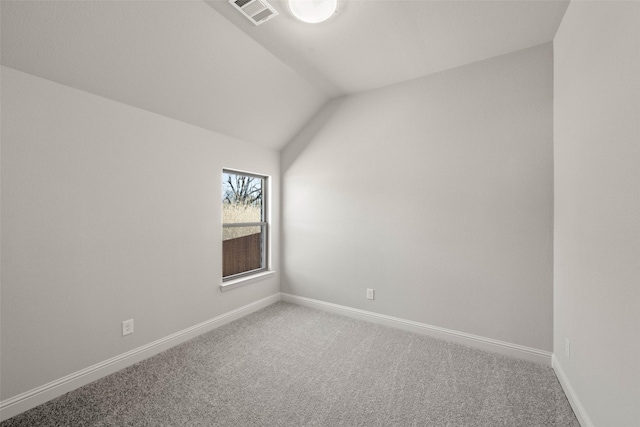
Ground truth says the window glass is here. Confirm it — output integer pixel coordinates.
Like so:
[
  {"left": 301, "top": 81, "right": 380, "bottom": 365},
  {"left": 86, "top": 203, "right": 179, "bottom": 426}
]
[{"left": 222, "top": 171, "right": 267, "bottom": 280}]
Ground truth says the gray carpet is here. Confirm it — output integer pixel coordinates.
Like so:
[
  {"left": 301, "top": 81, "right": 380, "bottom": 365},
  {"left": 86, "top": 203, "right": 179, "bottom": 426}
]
[{"left": 1, "top": 302, "right": 579, "bottom": 426}]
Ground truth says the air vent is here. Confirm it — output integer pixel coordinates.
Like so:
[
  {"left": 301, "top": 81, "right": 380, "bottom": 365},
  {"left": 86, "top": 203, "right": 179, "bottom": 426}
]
[{"left": 229, "top": 0, "right": 279, "bottom": 26}]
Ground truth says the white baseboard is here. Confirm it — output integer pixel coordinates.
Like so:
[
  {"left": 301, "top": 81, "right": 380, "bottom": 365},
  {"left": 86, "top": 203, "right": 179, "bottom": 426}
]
[
  {"left": 281, "top": 293, "right": 552, "bottom": 366},
  {"left": 552, "top": 354, "right": 593, "bottom": 427},
  {"left": 0, "top": 293, "right": 281, "bottom": 422}
]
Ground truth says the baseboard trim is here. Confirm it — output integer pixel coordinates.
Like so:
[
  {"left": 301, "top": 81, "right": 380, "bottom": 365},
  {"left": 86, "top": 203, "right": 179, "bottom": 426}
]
[
  {"left": 552, "top": 354, "right": 593, "bottom": 427},
  {"left": 281, "top": 293, "right": 552, "bottom": 366},
  {"left": 0, "top": 293, "right": 281, "bottom": 422}
]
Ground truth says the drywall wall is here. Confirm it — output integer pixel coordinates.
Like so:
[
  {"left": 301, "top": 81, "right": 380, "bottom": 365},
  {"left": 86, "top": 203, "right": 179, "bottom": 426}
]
[
  {"left": 0, "top": 67, "right": 280, "bottom": 401},
  {"left": 282, "top": 44, "right": 554, "bottom": 352},
  {"left": 553, "top": 2, "right": 640, "bottom": 426}
]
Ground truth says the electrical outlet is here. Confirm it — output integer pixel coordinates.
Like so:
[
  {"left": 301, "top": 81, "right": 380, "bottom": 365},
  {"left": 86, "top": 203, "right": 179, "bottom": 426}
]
[
  {"left": 565, "top": 338, "right": 570, "bottom": 360},
  {"left": 366, "top": 289, "right": 375, "bottom": 300},
  {"left": 122, "top": 319, "right": 134, "bottom": 336}
]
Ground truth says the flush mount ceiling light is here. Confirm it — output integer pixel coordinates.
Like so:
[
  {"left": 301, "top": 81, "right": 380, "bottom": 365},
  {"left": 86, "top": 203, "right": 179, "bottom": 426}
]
[{"left": 288, "top": 0, "right": 337, "bottom": 24}]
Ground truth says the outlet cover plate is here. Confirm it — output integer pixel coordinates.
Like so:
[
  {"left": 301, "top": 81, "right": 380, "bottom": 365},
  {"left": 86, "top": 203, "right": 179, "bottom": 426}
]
[{"left": 122, "top": 319, "right": 134, "bottom": 336}]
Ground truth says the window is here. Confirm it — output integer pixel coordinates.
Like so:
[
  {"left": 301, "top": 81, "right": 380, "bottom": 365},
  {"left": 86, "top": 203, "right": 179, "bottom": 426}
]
[{"left": 222, "top": 170, "right": 268, "bottom": 281}]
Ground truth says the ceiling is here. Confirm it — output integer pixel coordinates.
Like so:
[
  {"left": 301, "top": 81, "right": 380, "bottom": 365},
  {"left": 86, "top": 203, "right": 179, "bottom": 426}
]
[
  {"left": 1, "top": 0, "right": 569, "bottom": 150},
  {"left": 208, "top": 0, "right": 570, "bottom": 97}
]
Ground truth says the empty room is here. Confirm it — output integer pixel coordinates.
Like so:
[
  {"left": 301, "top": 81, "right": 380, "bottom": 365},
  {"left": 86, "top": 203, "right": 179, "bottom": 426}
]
[{"left": 0, "top": 0, "right": 638, "bottom": 426}]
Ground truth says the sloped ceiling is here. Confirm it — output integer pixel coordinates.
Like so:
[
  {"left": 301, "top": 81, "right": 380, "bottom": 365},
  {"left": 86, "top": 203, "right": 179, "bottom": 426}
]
[
  {"left": 1, "top": 0, "right": 570, "bottom": 150},
  {"left": 0, "top": 0, "right": 327, "bottom": 150},
  {"left": 208, "top": 0, "right": 570, "bottom": 97}
]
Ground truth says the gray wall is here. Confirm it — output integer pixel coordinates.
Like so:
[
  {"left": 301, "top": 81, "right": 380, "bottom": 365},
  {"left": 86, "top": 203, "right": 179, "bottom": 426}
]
[
  {"left": 553, "top": 2, "right": 640, "bottom": 425},
  {"left": 0, "top": 66, "right": 280, "bottom": 400},
  {"left": 282, "top": 44, "right": 554, "bottom": 351}
]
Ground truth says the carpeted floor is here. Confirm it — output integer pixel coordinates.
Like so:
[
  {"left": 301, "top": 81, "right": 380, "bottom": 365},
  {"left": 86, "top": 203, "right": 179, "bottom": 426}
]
[{"left": 1, "top": 302, "right": 579, "bottom": 426}]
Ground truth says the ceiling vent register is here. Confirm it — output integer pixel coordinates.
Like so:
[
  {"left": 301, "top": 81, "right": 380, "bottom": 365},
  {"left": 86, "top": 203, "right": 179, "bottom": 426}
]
[{"left": 229, "top": 0, "right": 279, "bottom": 26}]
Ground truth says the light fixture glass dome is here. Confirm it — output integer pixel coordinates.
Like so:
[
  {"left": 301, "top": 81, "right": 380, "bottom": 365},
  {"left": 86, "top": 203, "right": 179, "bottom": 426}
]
[{"left": 288, "top": 0, "right": 338, "bottom": 24}]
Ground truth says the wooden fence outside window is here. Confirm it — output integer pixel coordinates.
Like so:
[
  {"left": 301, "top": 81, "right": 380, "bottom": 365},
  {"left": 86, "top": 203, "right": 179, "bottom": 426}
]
[{"left": 222, "top": 233, "right": 262, "bottom": 277}]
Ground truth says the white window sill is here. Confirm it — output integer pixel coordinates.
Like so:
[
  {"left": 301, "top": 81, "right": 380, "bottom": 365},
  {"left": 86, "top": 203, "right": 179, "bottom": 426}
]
[{"left": 220, "top": 271, "right": 276, "bottom": 292}]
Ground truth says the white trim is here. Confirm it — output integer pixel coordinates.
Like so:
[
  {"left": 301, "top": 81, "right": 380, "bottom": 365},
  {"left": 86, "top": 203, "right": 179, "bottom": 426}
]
[
  {"left": 0, "top": 293, "right": 281, "bottom": 422},
  {"left": 220, "top": 270, "right": 276, "bottom": 292},
  {"left": 552, "top": 354, "right": 593, "bottom": 427},
  {"left": 281, "top": 293, "right": 552, "bottom": 366}
]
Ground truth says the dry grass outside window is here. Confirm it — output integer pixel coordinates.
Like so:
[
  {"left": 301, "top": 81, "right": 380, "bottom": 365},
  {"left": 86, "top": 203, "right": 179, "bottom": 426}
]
[{"left": 223, "top": 203, "right": 262, "bottom": 240}]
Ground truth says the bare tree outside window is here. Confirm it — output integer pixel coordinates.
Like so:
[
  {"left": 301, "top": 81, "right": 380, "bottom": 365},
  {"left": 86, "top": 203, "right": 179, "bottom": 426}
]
[{"left": 223, "top": 174, "right": 262, "bottom": 206}]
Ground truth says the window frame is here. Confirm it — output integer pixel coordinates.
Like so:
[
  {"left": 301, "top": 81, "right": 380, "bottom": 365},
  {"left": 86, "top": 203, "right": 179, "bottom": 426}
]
[{"left": 221, "top": 169, "right": 269, "bottom": 283}]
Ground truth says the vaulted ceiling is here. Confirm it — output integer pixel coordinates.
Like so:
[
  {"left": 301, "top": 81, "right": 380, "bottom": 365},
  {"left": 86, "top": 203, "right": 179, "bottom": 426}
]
[{"left": 1, "top": 0, "right": 569, "bottom": 150}]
